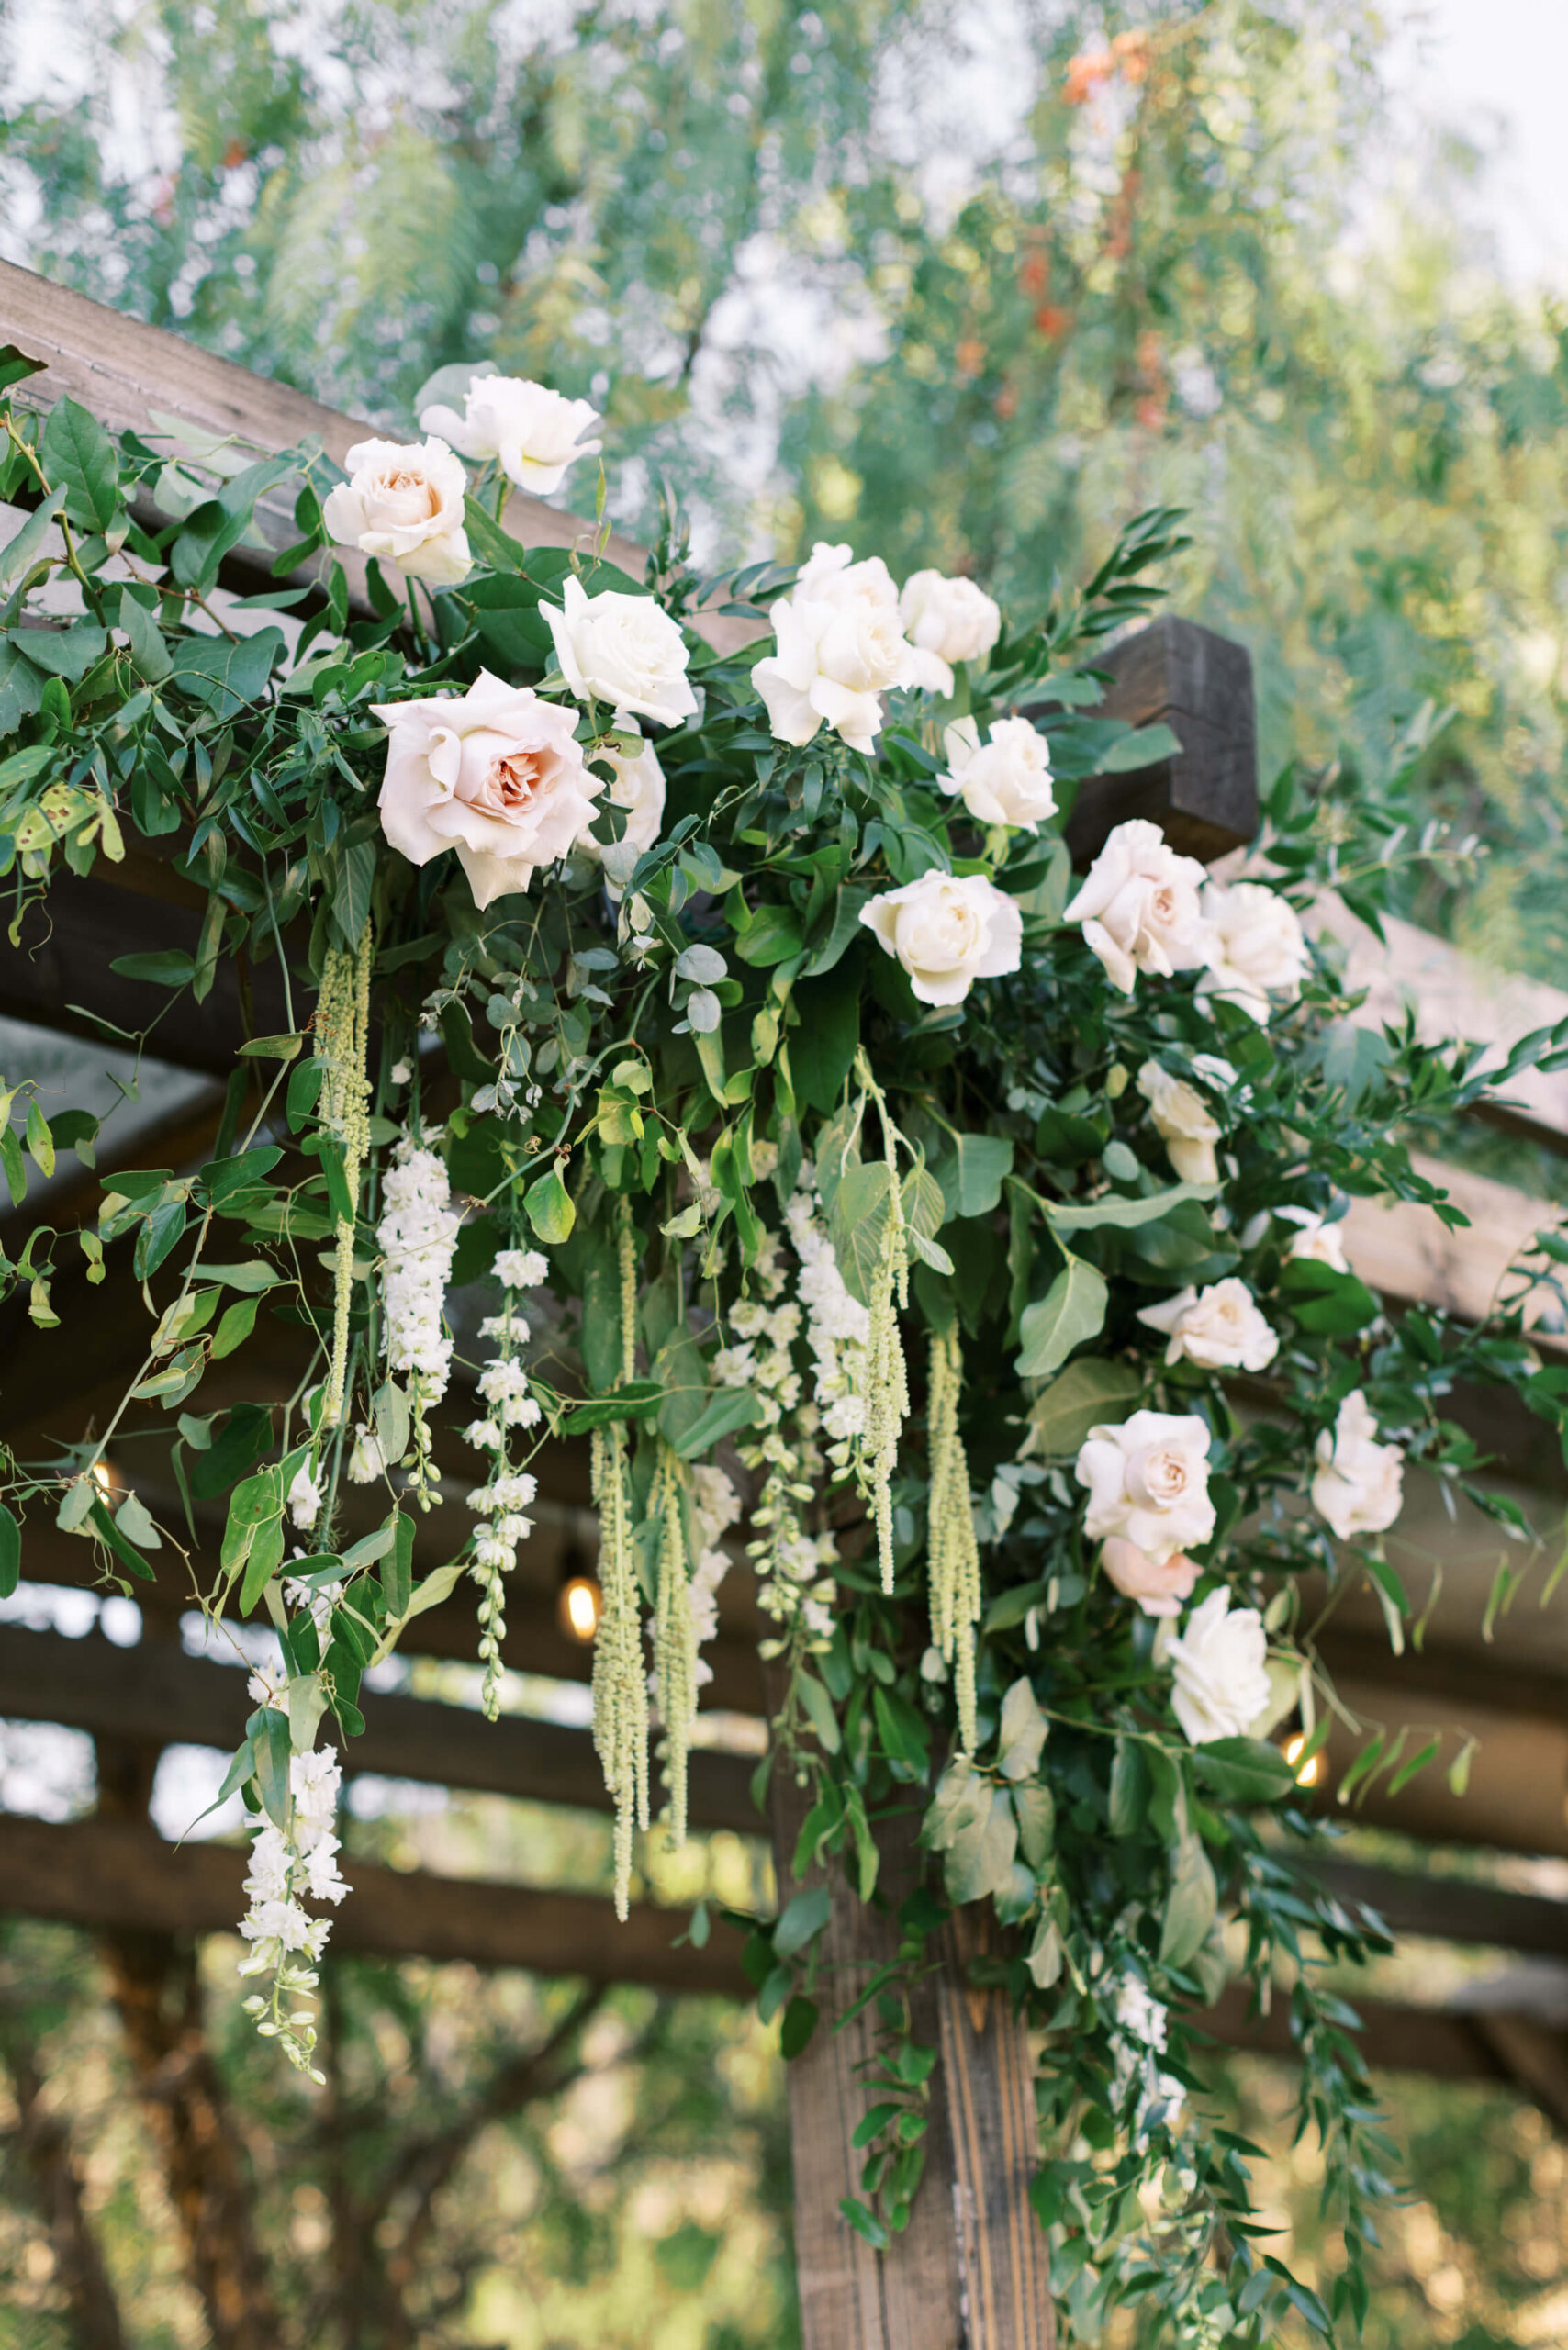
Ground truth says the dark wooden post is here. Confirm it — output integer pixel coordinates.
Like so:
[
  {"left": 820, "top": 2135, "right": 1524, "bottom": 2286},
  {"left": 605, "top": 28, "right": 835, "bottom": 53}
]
[{"left": 772, "top": 627, "right": 1260, "bottom": 2350}]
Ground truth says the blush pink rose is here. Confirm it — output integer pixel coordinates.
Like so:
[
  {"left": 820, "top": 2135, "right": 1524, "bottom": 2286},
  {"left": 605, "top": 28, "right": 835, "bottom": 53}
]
[
  {"left": 371, "top": 670, "right": 600, "bottom": 910},
  {"left": 1100, "top": 1537, "right": 1201, "bottom": 1620}
]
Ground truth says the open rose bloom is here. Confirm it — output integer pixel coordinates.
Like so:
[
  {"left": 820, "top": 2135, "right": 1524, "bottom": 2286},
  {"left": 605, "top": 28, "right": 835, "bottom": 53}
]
[
  {"left": 859, "top": 870, "right": 1023, "bottom": 1005},
  {"left": 898, "top": 569, "right": 1002, "bottom": 695},
  {"left": 1166, "top": 1589, "right": 1272, "bottom": 1745},
  {"left": 1075, "top": 1410, "right": 1216, "bottom": 1562},
  {"left": 1064, "top": 819, "right": 1213, "bottom": 994},
  {"left": 1137, "top": 1278, "right": 1277, "bottom": 1371},
  {"left": 1197, "top": 879, "right": 1311, "bottom": 1022},
  {"left": 372, "top": 670, "right": 601, "bottom": 909},
  {"left": 939, "top": 715, "right": 1057, "bottom": 831},
  {"left": 1137, "top": 1059, "right": 1223, "bottom": 1184},
  {"left": 1311, "top": 1389, "right": 1405, "bottom": 1540},
  {"left": 419, "top": 373, "right": 601, "bottom": 496},
  {"left": 546, "top": 576, "right": 698, "bottom": 728},
  {"left": 321, "top": 436, "right": 472, "bottom": 586},
  {"left": 752, "top": 543, "right": 929, "bottom": 754}
]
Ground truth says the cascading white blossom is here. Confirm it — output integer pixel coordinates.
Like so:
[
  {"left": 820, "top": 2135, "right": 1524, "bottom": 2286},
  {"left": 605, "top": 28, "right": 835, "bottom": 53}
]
[
  {"left": 463, "top": 1245, "right": 549, "bottom": 1716},
  {"left": 688, "top": 1463, "right": 741, "bottom": 1686},
  {"left": 238, "top": 1746, "right": 349, "bottom": 2076},
  {"left": 376, "top": 1141, "right": 461, "bottom": 1399},
  {"left": 1113, "top": 1974, "right": 1187, "bottom": 2133},
  {"left": 785, "top": 1170, "right": 872, "bottom": 1445}
]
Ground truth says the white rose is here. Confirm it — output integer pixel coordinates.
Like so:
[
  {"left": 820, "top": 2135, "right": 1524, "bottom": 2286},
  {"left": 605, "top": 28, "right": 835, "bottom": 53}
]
[
  {"left": 897, "top": 569, "right": 1002, "bottom": 694},
  {"left": 545, "top": 576, "right": 698, "bottom": 728},
  {"left": 751, "top": 542, "right": 924, "bottom": 754},
  {"left": 581, "top": 710, "right": 666, "bottom": 885},
  {"left": 1312, "top": 1390, "right": 1405, "bottom": 1540},
  {"left": 1166, "top": 1589, "right": 1272, "bottom": 1745},
  {"left": 1100, "top": 1537, "right": 1200, "bottom": 1620},
  {"left": 419, "top": 372, "right": 601, "bottom": 495},
  {"left": 370, "top": 670, "right": 601, "bottom": 911},
  {"left": 1063, "top": 819, "right": 1214, "bottom": 994},
  {"left": 1074, "top": 1410, "right": 1215, "bottom": 1564},
  {"left": 1279, "top": 1206, "right": 1349, "bottom": 1273},
  {"left": 1137, "top": 1060, "right": 1221, "bottom": 1184},
  {"left": 859, "top": 871, "right": 1024, "bottom": 1006},
  {"left": 1137, "top": 1279, "right": 1278, "bottom": 1372},
  {"left": 1196, "top": 880, "right": 1310, "bottom": 1023},
  {"left": 321, "top": 436, "right": 471, "bottom": 586},
  {"left": 939, "top": 716, "right": 1057, "bottom": 832}
]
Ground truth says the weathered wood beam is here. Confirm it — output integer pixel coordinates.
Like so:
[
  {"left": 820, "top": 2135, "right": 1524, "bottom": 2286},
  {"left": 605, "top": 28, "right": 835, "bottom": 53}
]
[
  {"left": 0, "top": 1622, "right": 760, "bottom": 1833},
  {"left": 1193, "top": 1978, "right": 1544, "bottom": 2086},
  {"left": 1063, "top": 616, "right": 1258, "bottom": 866},
  {"left": 1340, "top": 1151, "right": 1562, "bottom": 1335},
  {"left": 0, "top": 1810, "right": 746, "bottom": 1995},
  {"left": 1306, "top": 1853, "right": 1568, "bottom": 1960}
]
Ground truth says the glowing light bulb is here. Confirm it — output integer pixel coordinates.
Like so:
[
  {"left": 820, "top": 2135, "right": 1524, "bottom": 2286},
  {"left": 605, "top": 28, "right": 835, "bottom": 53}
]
[
  {"left": 560, "top": 1574, "right": 602, "bottom": 1643},
  {"left": 90, "top": 1460, "right": 117, "bottom": 1496},
  {"left": 1283, "top": 1732, "right": 1320, "bottom": 1788}
]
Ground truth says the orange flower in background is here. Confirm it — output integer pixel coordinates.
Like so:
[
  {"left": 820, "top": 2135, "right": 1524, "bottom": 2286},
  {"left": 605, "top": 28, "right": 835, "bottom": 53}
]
[
  {"left": 222, "top": 139, "right": 249, "bottom": 171},
  {"left": 1019, "top": 251, "right": 1049, "bottom": 297},
  {"left": 994, "top": 381, "right": 1018, "bottom": 420},
  {"left": 955, "top": 338, "right": 987, "bottom": 379},
  {"left": 1034, "top": 304, "right": 1069, "bottom": 340},
  {"left": 1062, "top": 49, "right": 1114, "bottom": 106},
  {"left": 1111, "top": 29, "right": 1151, "bottom": 84}
]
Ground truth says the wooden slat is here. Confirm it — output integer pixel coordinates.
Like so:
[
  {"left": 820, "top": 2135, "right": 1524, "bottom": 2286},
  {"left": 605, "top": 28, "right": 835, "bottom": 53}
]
[
  {"left": 1341, "top": 1150, "right": 1562, "bottom": 1329},
  {"left": 1062, "top": 616, "right": 1258, "bottom": 865},
  {"left": 0, "top": 1623, "right": 759, "bottom": 1834},
  {"left": 1306, "top": 1854, "right": 1568, "bottom": 1960},
  {"left": 0, "top": 1811, "right": 747, "bottom": 1994},
  {"left": 1192, "top": 1979, "right": 1529, "bottom": 2084}
]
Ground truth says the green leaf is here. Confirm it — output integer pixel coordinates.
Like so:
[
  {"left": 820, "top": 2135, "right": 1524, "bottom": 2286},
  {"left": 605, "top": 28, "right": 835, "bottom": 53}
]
[
  {"left": 1279, "top": 1259, "right": 1380, "bottom": 1335},
  {"left": 0, "top": 488, "right": 66, "bottom": 588},
  {"left": 109, "top": 948, "right": 197, "bottom": 988},
  {"left": 557, "top": 1381, "right": 665, "bottom": 1434},
  {"left": 120, "top": 590, "right": 173, "bottom": 681},
  {"left": 24, "top": 1098, "right": 53, "bottom": 1178},
  {"left": 733, "top": 901, "right": 805, "bottom": 967},
  {"left": 0, "top": 1503, "right": 18, "bottom": 1599},
  {"left": 671, "top": 1386, "right": 761, "bottom": 1459},
  {"left": 996, "top": 1678, "right": 1047, "bottom": 1781},
  {"left": 41, "top": 397, "right": 119, "bottom": 531},
  {"left": 937, "top": 1133, "right": 1014, "bottom": 1221},
  {"left": 1012, "top": 1782, "right": 1055, "bottom": 1871},
  {"left": 165, "top": 627, "right": 285, "bottom": 718},
  {"left": 944, "top": 1788, "right": 1018, "bottom": 1905},
  {"left": 253, "top": 1707, "right": 293, "bottom": 1828},
  {"left": 1098, "top": 722, "right": 1182, "bottom": 774},
  {"left": 827, "top": 1159, "right": 892, "bottom": 1306},
  {"left": 1159, "top": 1831, "right": 1218, "bottom": 1969},
  {"left": 1047, "top": 1179, "right": 1217, "bottom": 1233},
  {"left": 795, "top": 1670, "right": 841, "bottom": 1756},
  {"left": 788, "top": 978, "right": 859, "bottom": 1113},
  {"left": 837, "top": 2197, "right": 890, "bottom": 2253},
  {"left": 1193, "top": 1737, "right": 1298, "bottom": 1806},
  {"left": 210, "top": 1294, "right": 261, "bottom": 1360},
  {"left": 773, "top": 1883, "right": 832, "bottom": 1961},
  {"left": 1014, "top": 1258, "right": 1108, "bottom": 1378},
  {"left": 1021, "top": 1359, "right": 1141, "bottom": 1458},
  {"left": 523, "top": 1164, "right": 575, "bottom": 1245}
]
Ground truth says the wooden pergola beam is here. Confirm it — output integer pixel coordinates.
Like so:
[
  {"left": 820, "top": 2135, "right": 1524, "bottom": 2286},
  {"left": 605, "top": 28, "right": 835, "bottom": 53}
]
[
  {"left": 0, "top": 1623, "right": 759, "bottom": 1833},
  {"left": 0, "top": 1811, "right": 746, "bottom": 1996}
]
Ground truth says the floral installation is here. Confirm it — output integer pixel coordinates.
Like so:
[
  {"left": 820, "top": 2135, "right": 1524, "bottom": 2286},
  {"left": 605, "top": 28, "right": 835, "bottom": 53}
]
[{"left": 3, "top": 355, "right": 1564, "bottom": 2346}]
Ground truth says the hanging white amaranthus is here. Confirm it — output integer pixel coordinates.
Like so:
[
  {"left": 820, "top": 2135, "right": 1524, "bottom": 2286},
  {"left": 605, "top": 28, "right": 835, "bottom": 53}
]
[
  {"left": 463, "top": 1245, "right": 548, "bottom": 1719},
  {"left": 237, "top": 1745, "right": 348, "bottom": 2078},
  {"left": 375, "top": 1138, "right": 460, "bottom": 1505}
]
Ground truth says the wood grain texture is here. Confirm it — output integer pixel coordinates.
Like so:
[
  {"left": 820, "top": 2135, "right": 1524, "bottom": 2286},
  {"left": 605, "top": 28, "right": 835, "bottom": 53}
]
[
  {"left": 0, "top": 1810, "right": 747, "bottom": 1992},
  {"left": 0, "top": 1622, "right": 758, "bottom": 1832},
  {"left": 1062, "top": 616, "right": 1259, "bottom": 867},
  {"left": 768, "top": 1717, "right": 1053, "bottom": 2350}
]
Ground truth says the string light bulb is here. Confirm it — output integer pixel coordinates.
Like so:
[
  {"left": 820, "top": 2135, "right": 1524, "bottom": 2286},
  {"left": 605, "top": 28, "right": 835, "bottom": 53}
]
[
  {"left": 559, "top": 1570, "right": 603, "bottom": 1643},
  {"left": 1283, "top": 1732, "right": 1320, "bottom": 1788}
]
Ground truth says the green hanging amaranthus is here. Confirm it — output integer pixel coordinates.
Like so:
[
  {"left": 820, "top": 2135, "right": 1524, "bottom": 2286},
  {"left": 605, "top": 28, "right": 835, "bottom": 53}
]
[
  {"left": 314, "top": 920, "right": 374, "bottom": 1432},
  {"left": 590, "top": 1203, "right": 650, "bottom": 1919},
  {"left": 924, "top": 1324, "right": 982, "bottom": 1757}
]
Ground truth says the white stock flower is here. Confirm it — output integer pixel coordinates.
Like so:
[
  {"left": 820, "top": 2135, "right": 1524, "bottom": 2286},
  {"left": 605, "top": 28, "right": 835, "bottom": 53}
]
[
  {"left": 1166, "top": 1589, "right": 1271, "bottom": 1745},
  {"left": 582, "top": 711, "right": 666, "bottom": 878},
  {"left": 493, "top": 1248, "right": 548, "bottom": 1290},
  {"left": 1196, "top": 881, "right": 1311, "bottom": 1023},
  {"left": 418, "top": 373, "right": 601, "bottom": 494},
  {"left": 545, "top": 576, "right": 698, "bottom": 727},
  {"left": 859, "top": 871, "right": 1024, "bottom": 1006},
  {"left": 938, "top": 716, "right": 1057, "bottom": 832},
  {"left": 897, "top": 569, "right": 1002, "bottom": 694},
  {"left": 346, "top": 1424, "right": 386, "bottom": 1483},
  {"left": 372, "top": 672, "right": 600, "bottom": 912},
  {"left": 1074, "top": 1411, "right": 1215, "bottom": 1564},
  {"left": 1137, "top": 1061, "right": 1221, "bottom": 1184},
  {"left": 1279, "top": 1206, "right": 1350, "bottom": 1273},
  {"left": 1312, "top": 1390, "right": 1405, "bottom": 1541},
  {"left": 376, "top": 1143, "right": 461, "bottom": 1399},
  {"left": 751, "top": 543, "right": 924, "bottom": 755},
  {"left": 1063, "top": 819, "right": 1213, "bottom": 994},
  {"left": 321, "top": 437, "right": 471, "bottom": 586},
  {"left": 1137, "top": 1280, "right": 1278, "bottom": 1372},
  {"left": 286, "top": 1462, "right": 323, "bottom": 1530}
]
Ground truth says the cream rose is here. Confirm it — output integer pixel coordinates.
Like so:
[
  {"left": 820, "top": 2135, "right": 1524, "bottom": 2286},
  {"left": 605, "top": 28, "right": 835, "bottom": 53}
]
[
  {"left": 1101, "top": 1537, "right": 1201, "bottom": 1620},
  {"left": 1137, "top": 1279, "right": 1278, "bottom": 1372},
  {"left": 1166, "top": 1589, "right": 1272, "bottom": 1745},
  {"left": 1063, "top": 819, "right": 1213, "bottom": 994},
  {"left": 545, "top": 575, "right": 698, "bottom": 728},
  {"left": 321, "top": 436, "right": 472, "bottom": 586},
  {"left": 1196, "top": 880, "right": 1311, "bottom": 1023},
  {"left": 1137, "top": 1061, "right": 1222, "bottom": 1184},
  {"left": 582, "top": 711, "right": 666, "bottom": 888},
  {"left": 1279, "top": 1206, "right": 1350, "bottom": 1272},
  {"left": 1311, "top": 1390, "right": 1405, "bottom": 1541},
  {"left": 859, "top": 871, "right": 1024, "bottom": 1007},
  {"left": 751, "top": 543, "right": 924, "bottom": 755},
  {"left": 1074, "top": 1410, "right": 1216, "bottom": 1564},
  {"left": 370, "top": 670, "right": 600, "bottom": 910},
  {"left": 419, "top": 372, "right": 602, "bottom": 495},
  {"left": 939, "top": 715, "right": 1057, "bottom": 832},
  {"left": 898, "top": 569, "right": 1002, "bottom": 695}
]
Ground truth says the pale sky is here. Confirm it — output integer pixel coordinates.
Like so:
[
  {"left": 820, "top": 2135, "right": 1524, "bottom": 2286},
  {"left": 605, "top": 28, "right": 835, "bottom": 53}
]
[{"left": 1398, "top": 0, "right": 1568, "bottom": 285}]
